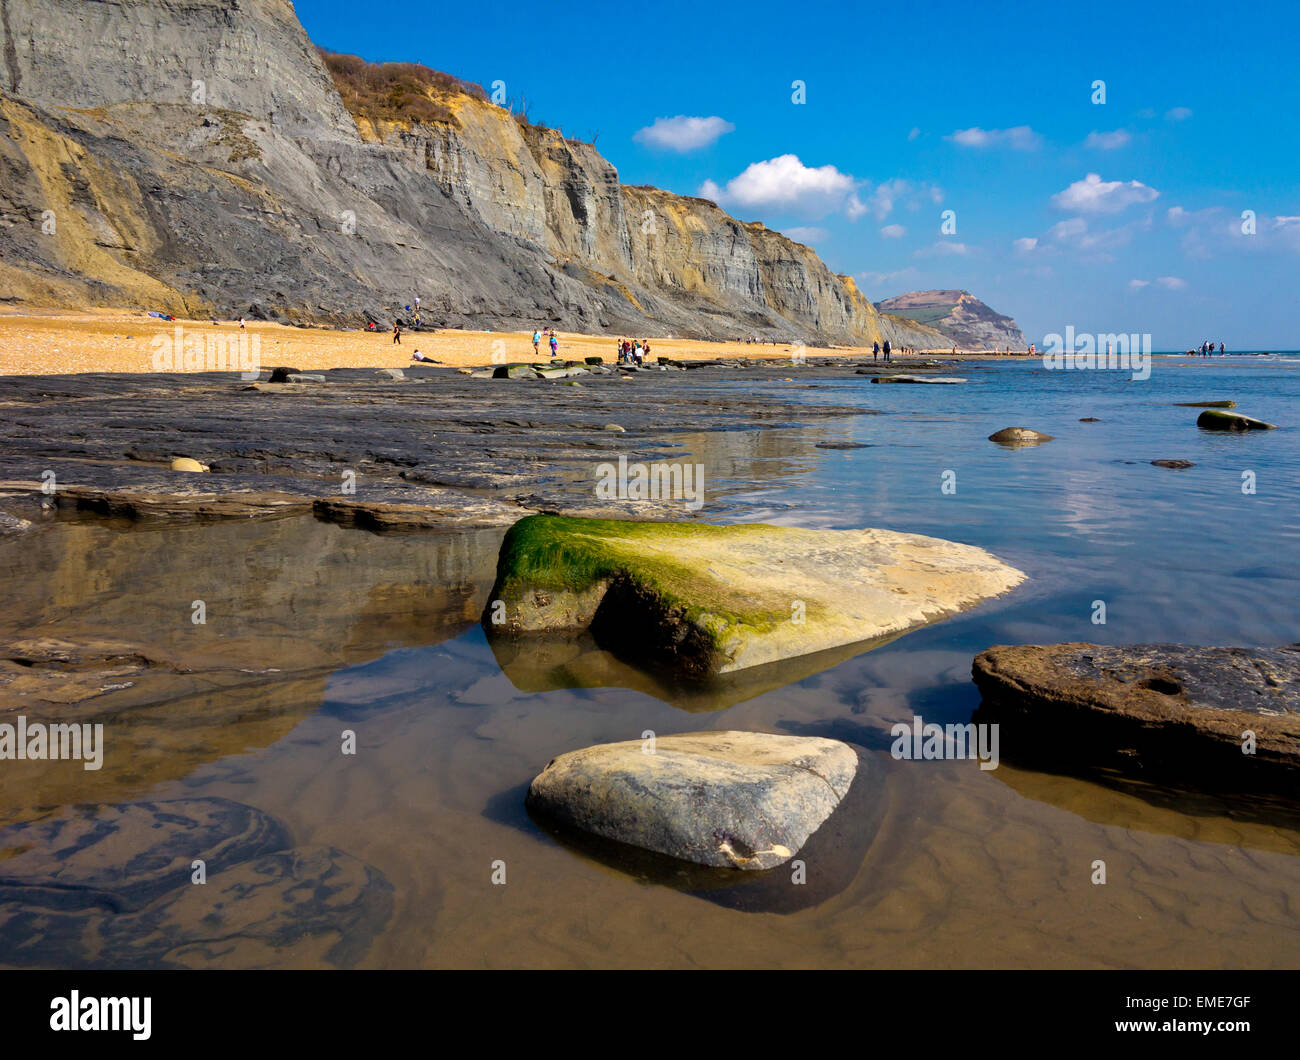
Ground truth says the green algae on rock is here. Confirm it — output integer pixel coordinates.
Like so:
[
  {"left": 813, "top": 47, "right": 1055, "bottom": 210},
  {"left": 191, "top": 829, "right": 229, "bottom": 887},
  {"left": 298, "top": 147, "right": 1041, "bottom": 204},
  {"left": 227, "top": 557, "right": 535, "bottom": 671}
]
[{"left": 482, "top": 514, "right": 1025, "bottom": 678}]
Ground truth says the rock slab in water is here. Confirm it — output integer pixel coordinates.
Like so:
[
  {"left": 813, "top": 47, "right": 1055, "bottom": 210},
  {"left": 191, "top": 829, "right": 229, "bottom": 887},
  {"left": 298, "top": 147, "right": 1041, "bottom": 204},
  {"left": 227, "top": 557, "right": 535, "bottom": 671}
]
[
  {"left": 484, "top": 515, "right": 1025, "bottom": 677},
  {"left": 526, "top": 731, "right": 858, "bottom": 869},
  {"left": 989, "top": 427, "right": 1054, "bottom": 447},
  {"left": 870, "top": 374, "right": 967, "bottom": 384},
  {"left": 1151, "top": 459, "right": 1195, "bottom": 469},
  {"left": 1196, "top": 409, "right": 1276, "bottom": 431},
  {"left": 972, "top": 643, "right": 1300, "bottom": 791}
]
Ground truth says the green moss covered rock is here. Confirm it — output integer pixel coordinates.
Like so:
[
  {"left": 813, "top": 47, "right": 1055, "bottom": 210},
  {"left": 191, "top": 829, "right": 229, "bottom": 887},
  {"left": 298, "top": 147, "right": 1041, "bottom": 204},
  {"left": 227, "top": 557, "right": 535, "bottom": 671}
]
[{"left": 483, "top": 515, "right": 1025, "bottom": 678}]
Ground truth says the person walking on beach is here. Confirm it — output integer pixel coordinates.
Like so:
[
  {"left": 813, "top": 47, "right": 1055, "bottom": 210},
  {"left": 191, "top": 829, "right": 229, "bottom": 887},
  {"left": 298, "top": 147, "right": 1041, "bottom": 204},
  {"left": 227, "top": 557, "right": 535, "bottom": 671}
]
[
  {"left": 393, "top": 322, "right": 401, "bottom": 345},
  {"left": 1220, "top": 342, "right": 1226, "bottom": 355},
  {"left": 883, "top": 339, "right": 892, "bottom": 363},
  {"left": 548, "top": 330, "right": 558, "bottom": 358},
  {"left": 642, "top": 339, "right": 651, "bottom": 362},
  {"left": 239, "top": 317, "right": 245, "bottom": 330},
  {"left": 532, "top": 328, "right": 542, "bottom": 356},
  {"left": 873, "top": 341, "right": 880, "bottom": 362}
]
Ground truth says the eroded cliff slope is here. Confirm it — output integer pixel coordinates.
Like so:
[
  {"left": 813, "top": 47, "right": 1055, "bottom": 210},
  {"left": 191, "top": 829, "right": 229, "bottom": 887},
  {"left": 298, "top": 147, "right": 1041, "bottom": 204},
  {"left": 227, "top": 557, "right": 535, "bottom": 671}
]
[{"left": 0, "top": 0, "right": 949, "bottom": 347}]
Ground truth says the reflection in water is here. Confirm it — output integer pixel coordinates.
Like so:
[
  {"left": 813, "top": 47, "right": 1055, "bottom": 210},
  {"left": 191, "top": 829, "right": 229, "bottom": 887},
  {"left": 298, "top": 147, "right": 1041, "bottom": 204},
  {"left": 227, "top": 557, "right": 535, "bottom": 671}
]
[
  {"left": 1, "top": 360, "right": 1299, "bottom": 967},
  {"left": 488, "top": 629, "right": 905, "bottom": 713},
  {"left": 0, "top": 515, "right": 501, "bottom": 827}
]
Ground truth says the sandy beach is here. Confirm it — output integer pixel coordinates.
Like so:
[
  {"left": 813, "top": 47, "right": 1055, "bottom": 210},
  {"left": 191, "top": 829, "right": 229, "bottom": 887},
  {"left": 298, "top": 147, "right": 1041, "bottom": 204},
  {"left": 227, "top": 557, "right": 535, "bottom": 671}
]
[{"left": 0, "top": 307, "right": 978, "bottom": 376}]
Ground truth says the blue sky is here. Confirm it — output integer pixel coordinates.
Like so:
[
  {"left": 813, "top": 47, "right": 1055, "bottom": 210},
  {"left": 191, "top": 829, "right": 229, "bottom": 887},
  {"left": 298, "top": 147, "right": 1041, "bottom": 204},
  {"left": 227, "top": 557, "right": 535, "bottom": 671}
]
[{"left": 300, "top": 0, "right": 1300, "bottom": 348}]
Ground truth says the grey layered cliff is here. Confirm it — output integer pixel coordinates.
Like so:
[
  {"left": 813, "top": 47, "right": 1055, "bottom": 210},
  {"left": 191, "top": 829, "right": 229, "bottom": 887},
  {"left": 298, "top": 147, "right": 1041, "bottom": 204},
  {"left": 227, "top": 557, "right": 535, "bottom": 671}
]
[
  {"left": 0, "top": 0, "right": 952, "bottom": 347},
  {"left": 876, "top": 290, "right": 1026, "bottom": 350}
]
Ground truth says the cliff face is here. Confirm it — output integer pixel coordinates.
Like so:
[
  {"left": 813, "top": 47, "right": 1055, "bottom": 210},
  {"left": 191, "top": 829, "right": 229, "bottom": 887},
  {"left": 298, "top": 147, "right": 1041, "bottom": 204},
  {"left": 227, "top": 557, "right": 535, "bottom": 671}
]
[
  {"left": 0, "top": 0, "right": 949, "bottom": 347},
  {"left": 876, "top": 290, "right": 1026, "bottom": 350}
]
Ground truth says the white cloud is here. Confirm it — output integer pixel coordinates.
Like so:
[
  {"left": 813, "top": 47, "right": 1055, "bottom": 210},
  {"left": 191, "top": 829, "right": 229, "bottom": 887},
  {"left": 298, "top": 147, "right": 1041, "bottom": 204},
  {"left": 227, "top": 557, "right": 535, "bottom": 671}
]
[
  {"left": 1165, "top": 107, "right": 1193, "bottom": 121},
  {"left": 1128, "top": 279, "right": 1150, "bottom": 289},
  {"left": 880, "top": 224, "right": 906, "bottom": 239},
  {"left": 947, "top": 126, "right": 1041, "bottom": 150},
  {"left": 699, "top": 154, "right": 857, "bottom": 217},
  {"left": 1048, "top": 218, "right": 1088, "bottom": 240},
  {"left": 855, "top": 266, "right": 921, "bottom": 292},
  {"left": 1085, "top": 129, "right": 1131, "bottom": 150},
  {"left": 1156, "top": 276, "right": 1187, "bottom": 289},
  {"left": 1051, "top": 173, "right": 1159, "bottom": 214},
  {"left": 865, "top": 179, "right": 943, "bottom": 219},
  {"left": 634, "top": 115, "right": 734, "bottom": 152},
  {"left": 783, "top": 226, "right": 828, "bottom": 244},
  {"left": 916, "top": 241, "right": 971, "bottom": 257},
  {"left": 1013, "top": 237, "right": 1038, "bottom": 253},
  {"left": 699, "top": 158, "right": 940, "bottom": 223},
  {"left": 908, "top": 127, "right": 921, "bottom": 141}
]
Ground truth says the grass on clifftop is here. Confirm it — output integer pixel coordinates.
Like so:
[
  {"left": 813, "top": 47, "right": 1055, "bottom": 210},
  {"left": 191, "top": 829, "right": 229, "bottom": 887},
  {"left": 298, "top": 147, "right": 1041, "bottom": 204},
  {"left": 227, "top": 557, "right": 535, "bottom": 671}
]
[
  {"left": 317, "top": 49, "right": 561, "bottom": 133},
  {"left": 318, "top": 49, "right": 486, "bottom": 125},
  {"left": 492, "top": 515, "right": 809, "bottom": 637}
]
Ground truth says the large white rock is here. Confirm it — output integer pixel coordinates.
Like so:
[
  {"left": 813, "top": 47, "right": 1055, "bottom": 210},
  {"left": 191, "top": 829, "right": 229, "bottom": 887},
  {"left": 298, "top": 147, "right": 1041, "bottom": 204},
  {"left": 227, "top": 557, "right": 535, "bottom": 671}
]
[
  {"left": 527, "top": 731, "right": 860, "bottom": 869},
  {"left": 486, "top": 515, "right": 1025, "bottom": 676}
]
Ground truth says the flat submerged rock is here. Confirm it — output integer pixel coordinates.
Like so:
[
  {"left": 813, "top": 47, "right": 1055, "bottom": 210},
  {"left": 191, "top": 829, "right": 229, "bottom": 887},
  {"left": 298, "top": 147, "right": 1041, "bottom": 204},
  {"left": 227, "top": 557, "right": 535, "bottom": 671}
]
[
  {"left": 972, "top": 643, "right": 1300, "bottom": 792},
  {"left": 526, "top": 731, "right": 859, "bottom": 870},
  {"left": 484, "top": 515, "right": 1025, "bottom": 678}
]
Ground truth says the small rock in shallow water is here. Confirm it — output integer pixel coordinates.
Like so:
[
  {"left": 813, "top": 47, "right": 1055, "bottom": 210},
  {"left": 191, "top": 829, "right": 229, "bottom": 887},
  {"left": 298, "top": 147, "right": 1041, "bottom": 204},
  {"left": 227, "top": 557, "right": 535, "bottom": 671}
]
[
  {"left": 1196, "top": 409, "right": 1276, "bottom": 431},
  {"left": 0, "top": 512, "right": 33, "bottom": 535},
  {"left": 526, "top": 731, "right": 859, "bottom": 869},
  {"left": 989, "top": 427, "right": 1054, "bottom": 447},
  {"left": 1152, "top": 459, "right": 1195, "bottom": 469}
]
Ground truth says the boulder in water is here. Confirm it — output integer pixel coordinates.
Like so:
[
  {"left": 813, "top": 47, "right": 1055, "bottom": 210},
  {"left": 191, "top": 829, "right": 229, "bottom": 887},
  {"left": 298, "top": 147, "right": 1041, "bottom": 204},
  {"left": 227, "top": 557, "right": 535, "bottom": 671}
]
[
  {"left": 483, "top": 515, "right": 1024, "bottom": 678},
  {"left": 526, "top": 731, "right": 860, "bottom": 869},
  {"left": 989, "top": 427, "right": 1053, "bottom": 447},
  {"left": 972, "top": 643, "right": 1300, "bottom": 792},
  {"left": 1196, "top": 409, "right": 1276, "bottom": 431}
]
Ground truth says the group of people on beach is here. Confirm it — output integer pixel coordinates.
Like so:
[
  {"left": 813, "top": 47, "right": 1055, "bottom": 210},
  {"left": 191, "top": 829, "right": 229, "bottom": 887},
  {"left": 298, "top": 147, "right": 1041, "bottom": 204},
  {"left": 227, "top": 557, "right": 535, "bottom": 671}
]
[
  {"left": 872, "top": 340, "right": 894, "bottom": 362},
  {"left": 616, "top": 338, "right": 652, "bottom": 364},
  {"left": 532, "top": 327, "right": 560, "bottom": 358},
  {"left": 1194, "top": 340, "right": 1226, "bottom": 356}
]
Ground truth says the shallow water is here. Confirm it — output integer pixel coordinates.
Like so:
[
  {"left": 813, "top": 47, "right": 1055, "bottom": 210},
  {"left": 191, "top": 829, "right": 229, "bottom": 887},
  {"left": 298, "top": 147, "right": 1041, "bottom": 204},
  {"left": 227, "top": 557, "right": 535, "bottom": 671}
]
[{"left": 2, "top": 356, "right": 1298, "bottom": 968}]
